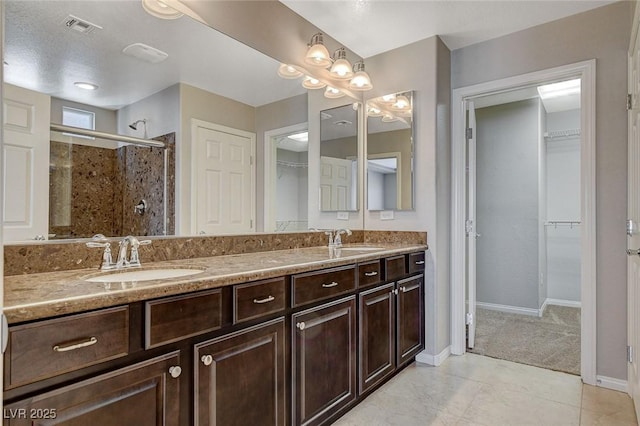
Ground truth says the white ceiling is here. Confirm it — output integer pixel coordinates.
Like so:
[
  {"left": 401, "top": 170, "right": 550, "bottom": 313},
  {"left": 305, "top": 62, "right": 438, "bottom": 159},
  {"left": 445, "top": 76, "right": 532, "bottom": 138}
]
[
  {"left": 280, "top": 0, "right": 617, "bottom": 57},
  {"left": 4, "top": 1, "right": 615, "bottom": 112}
]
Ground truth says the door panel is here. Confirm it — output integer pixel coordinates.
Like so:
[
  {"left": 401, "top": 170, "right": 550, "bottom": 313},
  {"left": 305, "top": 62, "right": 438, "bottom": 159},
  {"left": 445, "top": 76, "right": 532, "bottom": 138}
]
[
  {"left": 320, "top": 156, "right": 353, "bottom": 211},
  {"left": 467, "top": 100, "right": 477, "bottom": 349}
]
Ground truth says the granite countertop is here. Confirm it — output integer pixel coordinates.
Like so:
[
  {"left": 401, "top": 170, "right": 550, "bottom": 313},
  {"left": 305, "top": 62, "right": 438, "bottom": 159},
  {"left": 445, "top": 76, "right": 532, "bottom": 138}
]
[{"left": 4, "top": 243, "right": 426, "bottom": 324}]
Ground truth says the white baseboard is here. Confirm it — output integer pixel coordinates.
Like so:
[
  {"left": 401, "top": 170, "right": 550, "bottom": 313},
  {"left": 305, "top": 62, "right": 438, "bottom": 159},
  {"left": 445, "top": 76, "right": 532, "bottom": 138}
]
[
  {"left": 539, "top": 299, "right": 549, "bottom": 317},
  {"left": 416, "top": 346, "right": 451, "bottom": 366},
  {"left": 545, "top": 298, "right": 582, "bottom": 309},
  {"left": 596, "top": 375, "right": 628, "bottom": 393},
  {"left": 476, "top": 301, "right": 539, "bottom": 317}
]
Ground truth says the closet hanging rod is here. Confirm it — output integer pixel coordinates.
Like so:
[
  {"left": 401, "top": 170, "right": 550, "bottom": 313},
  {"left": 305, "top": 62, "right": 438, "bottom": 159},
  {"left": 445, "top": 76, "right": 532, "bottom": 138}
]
[{"left": 50, "top": 124, "right": 166, "bottom": 149}]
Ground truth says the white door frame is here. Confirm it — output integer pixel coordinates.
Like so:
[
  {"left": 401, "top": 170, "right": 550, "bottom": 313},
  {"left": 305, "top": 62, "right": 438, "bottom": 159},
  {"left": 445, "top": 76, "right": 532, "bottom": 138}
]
[
  {"left": 263, "top": 122, "right": 308, "bottom": 233},
  {"left": 450, "top": 60, "right": 597, "bottom": 385},
  {"left": 190, "top": 118, "right": 256, "bottom": 235}
]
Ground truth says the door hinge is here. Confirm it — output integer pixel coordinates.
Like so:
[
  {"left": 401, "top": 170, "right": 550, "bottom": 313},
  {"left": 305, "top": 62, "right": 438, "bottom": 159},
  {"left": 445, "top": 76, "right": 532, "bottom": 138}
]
[
  {"left": 466, "top": 312, "right": 473, "bottom": 325},
  {"left": 466, "top": 128, "right": 473, "bottom": 140},
  {"left": 1, "top": 314, "right": 7, "bottom": 354},
  {"left": 250, "top": 156, "right": 254, "bottom": 166},
  {"left": 250, "top": 219, "right": 253, "bottom": 228},
  {"left": 628, "top": 345, "right": 634, "bottom": 363},
  {"left": 628, "top": 94, "right": 633, "bottom": 111},
  {"left": 465, "top": 219, "right": 473, "bottom": 236}
]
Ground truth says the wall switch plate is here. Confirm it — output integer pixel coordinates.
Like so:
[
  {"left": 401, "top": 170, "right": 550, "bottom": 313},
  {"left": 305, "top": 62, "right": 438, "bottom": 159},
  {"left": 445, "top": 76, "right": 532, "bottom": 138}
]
[
  {"left": 337, "top": 211, "right": 349, "bottom": 220},
  {"left": 380, "top": 210, "right": 394, "bottom": 220}
]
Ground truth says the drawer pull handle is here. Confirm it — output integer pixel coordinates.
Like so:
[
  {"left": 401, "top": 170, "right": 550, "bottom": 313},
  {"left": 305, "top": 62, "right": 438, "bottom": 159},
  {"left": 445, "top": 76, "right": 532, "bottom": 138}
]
[
  {"left": 322, "top": 281, "right": 339, "bottom": 288},
  {"left": 53, "top": 336, "right": 97, "bottom": 352},
  {"left": 201, "top": 354, "right": 213, "bottom": 366},
  {"left": 253, "top": 295, "right": 275, "bottom": 304},
  {"left": 364, "top": 271, "right": 378, "bottom": 277},
  {"left": 169, "top": 366, "right": 182, "bottom": 378},
  {"left": 296, "top": 322, "right": 306, "bottom": 330},
  {"left": 415, "top": 260, "right": 425, "bottom": 265}
]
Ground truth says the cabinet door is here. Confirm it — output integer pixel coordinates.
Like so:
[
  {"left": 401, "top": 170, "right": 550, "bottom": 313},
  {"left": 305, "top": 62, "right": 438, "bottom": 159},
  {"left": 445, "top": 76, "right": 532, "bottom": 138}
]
[
  {"left": 292, "top": 296, "right": 356, "bottom": 426},
  {"left": 4, "top": 352, "right": 181, "bottom": 426},
  {"left": 359, "top": 283, "right": 396, "bottom": 395},
  {"left": 396, "top": 275, "right": 425, "bottom": 366},
  {"left": 194, "top": 318, "right": 286, "bottom": 426}
]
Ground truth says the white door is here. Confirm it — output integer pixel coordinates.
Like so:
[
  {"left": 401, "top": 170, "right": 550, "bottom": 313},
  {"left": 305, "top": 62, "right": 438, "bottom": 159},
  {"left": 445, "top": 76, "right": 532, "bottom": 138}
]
[
  {"left": 320, "top": 156, "right": 352, "bottom": 211},
  {"left": 193, "top": 123, "right": 255, "bottom": 235},
  {"left": 2, "top": 84, "right": 51, "bottom": 242},
  {"left": 466, "top": 101, "right": 478, "bottom": 349},
  {"left": 627, "top": 18, "right": 640, "bottom": 419}
]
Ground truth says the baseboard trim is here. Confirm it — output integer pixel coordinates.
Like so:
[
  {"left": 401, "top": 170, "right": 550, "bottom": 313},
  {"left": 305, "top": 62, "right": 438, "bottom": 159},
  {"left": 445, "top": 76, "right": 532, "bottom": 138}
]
[
  {"left": 545, "top": 298, "right": 582, "bottom": 309},
  {"left": 416, "top": 346, "right": 451, "bottom": 366},
  {"left": 596, "top": 375, "right": 628, "bottom": 393},
  {"left": 476, "top": 301, "right": 539, "bottom": 317}
]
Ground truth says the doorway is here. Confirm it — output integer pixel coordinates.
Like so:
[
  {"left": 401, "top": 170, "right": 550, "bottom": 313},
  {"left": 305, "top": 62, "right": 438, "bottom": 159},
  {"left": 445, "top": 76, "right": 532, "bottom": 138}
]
[
  {"left": 466, "top": 83, "right": 582, "bottom": 375},
  {"left": 451, "top": 60, "right": 597, "bottom": 385}
]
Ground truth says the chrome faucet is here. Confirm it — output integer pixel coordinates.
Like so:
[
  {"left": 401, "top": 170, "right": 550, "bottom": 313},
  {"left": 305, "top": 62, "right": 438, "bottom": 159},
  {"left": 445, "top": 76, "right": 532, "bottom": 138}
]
[
  {"left": 334, "top": 229, "right": 352, "bottom": 248},
  {"left": 116, "top": 236, "right": 152, "bottom": 269},
  {"left": 86, "top": 234, "right": 115, "bottom": 271}
]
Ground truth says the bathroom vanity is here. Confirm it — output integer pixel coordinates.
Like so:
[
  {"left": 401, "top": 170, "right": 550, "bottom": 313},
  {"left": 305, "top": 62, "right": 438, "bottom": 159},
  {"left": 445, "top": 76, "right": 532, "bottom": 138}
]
[{"left": 2, "top": 242, "right": 426, "bottom": 426}]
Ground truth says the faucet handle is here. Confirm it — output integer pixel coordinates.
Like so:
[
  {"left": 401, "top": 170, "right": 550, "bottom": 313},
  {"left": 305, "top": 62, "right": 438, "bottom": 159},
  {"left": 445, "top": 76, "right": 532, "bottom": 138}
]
[
  {"left": 86, "top": 241, "right": 115, "bottom": 270},
  {"left": 86, "top": 241, "right": 109, "bottom": 248},
  {"left": 129, "top": 239, "right": 151, "bottom": 267}
]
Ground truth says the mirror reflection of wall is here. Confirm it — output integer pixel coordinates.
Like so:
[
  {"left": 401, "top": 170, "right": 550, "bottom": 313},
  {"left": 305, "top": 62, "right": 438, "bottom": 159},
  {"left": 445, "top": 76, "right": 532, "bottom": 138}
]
[
  {"left": 366, "top": 91, "right": 414, "bottom": 211},
  {"left": 319, "top": 104, "right": 359, "bottom": 212},
  {"left": 274, "top": 130, "right": 309, "bottom": 232}
]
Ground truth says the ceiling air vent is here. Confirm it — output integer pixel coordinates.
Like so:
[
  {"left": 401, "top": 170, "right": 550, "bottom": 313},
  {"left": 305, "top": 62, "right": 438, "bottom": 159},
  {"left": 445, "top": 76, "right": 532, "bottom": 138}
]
[
  {"left": 63, "top": 15, "right": 103, "bottom": 34},
  {"left": 122, "top": 43, "right": 169, "bottom": 64}
]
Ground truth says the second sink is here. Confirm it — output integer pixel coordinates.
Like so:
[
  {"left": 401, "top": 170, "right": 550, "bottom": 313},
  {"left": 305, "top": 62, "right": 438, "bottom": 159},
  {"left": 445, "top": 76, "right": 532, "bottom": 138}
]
[{"left": 85, "top": 268, "right": 204, "bottom": 283}]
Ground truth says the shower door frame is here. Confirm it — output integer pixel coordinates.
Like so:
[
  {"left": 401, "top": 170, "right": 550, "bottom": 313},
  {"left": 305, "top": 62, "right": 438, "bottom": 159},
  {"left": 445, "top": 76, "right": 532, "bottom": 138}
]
[{"left": 450, "top": 60, "right": 597, "bottom": 386}]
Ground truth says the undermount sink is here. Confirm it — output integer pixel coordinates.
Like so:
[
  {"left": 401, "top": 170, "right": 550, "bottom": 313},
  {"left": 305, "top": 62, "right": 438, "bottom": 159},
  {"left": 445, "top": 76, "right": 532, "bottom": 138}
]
[
  {"left": 338, "top": 246, "right": 384, "bottom": 251},
  {"left": 85, "top": 268, "right": 205, "bottom": 283}
]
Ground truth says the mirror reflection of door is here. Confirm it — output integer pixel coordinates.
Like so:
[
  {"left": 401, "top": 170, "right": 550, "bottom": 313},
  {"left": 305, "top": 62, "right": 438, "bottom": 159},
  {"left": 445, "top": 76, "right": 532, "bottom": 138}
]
[
  {"left": 367, "top": 154, "right": 400, "bottom": 210},
  {"left": 273, "top": 130, "right": 308, "bottom": 232}
]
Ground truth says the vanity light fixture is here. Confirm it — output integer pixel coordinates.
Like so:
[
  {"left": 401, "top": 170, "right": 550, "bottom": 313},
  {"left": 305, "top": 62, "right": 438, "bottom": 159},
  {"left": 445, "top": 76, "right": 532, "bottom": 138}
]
[
  {"left": 74, "top": 82, "right": 98, "bottom": 91},
  {"left": 141, "top": 0, "right": 184, "bottom": 19},
  {"left": 348, "top": 61, "right": 373, "bottom": 91},
  {"left": 391, "top": 95, "right": 411, "bottom": 111},
  {"left": 329, "top": 48, "right": 353, "bottom": 79},
  {"left": 305, "top": 33, "right": 332, "bottom": 68},
  {"left": 277, "top": 63, "right": 303, "bottom": 79},
  {"left": 302, "top": 76, "right": 327, "bottom": 90},
  {"left": 324, "top": 86, "right": 345, "bottom": 99},
  {"left": 381, "top": 94, "right": 397, "bottom": 104},
  {"left": 367, "top": 105, "right": 384, "bottom": 117},
  {"left": 381, "top": 112, "right": 399, "bottom": 123}
]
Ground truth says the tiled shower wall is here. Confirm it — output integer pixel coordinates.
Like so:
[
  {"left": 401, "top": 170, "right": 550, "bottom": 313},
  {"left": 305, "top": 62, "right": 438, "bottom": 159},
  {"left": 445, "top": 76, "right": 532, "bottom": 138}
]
[{"left": 48, "top": 133, "right": 175, "bottom": 239}]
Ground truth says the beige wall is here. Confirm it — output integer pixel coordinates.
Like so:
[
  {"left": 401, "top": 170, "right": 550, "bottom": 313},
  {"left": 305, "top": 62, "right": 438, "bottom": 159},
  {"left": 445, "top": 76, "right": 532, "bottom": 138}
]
[{"left": 452, "top": 1, "right": 632, "bottom": 380}]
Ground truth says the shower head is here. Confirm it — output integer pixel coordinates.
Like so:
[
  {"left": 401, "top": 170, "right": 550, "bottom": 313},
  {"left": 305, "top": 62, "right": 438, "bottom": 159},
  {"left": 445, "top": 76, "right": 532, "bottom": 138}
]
[{"left": 129, "top": 119, "right": 146, "bottom": 130}]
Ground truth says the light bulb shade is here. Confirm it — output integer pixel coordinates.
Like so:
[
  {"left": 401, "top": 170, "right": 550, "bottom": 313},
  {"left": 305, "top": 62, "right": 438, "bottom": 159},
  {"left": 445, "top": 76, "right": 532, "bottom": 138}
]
[
  {"left": 381, "top": 94, "right": 397, "bottom": 104},
  {"left": 305, "top": 33, "right": 332, "bottom": 68},
  {"left": 348, "top": 62, "right": 373, "bottom": 91},
  {"left": 141, "top": 0, "right": 183, "bottom": 19},
  {"left": 381, "top": 113, "right": 398, "bottom": 123},
  {"left": 324, "top": 86, "right": 345, "bottom": 99},
  {"left": 329, "top": 48, "right": 353, "bottom": 79},
  {"left": 277, "top": 63, "right": 303, "bottom": 79},
  {"left": 367, "top": 105, "right": 383, "bottom": 117},
  {"left": 302, "top": 76, "right": 327, "bottom": 90},
  {"left": 391, "top": 95, "right": 411, "bottom": 110}
]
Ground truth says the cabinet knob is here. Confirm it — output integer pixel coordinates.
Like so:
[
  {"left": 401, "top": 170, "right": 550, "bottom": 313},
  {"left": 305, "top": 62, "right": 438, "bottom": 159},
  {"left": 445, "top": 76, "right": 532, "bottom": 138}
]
[
  {"left": 296, "top": 322, "right": 306, "bottom": 330},
  {"left": 169, "top": 366, "right": 182, "bottom": 378},
  {"left": 201, "top": 354, "right": 214, "bottom": 366},
  {"left": 392, "top": 289, "right": 398, "bottom": 296}
]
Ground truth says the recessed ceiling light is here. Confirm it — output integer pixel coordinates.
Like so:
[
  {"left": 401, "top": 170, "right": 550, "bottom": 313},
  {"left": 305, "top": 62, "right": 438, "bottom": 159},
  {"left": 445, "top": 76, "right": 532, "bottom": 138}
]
[
  {"left": 74, "top": 82, "right": 98, "bottom": 90},
  {"left": 288, "top": 132, "right": 309, "bottom": 142},
  {"left": 141, "top": 0, "right": 183, "bottom": 20}
]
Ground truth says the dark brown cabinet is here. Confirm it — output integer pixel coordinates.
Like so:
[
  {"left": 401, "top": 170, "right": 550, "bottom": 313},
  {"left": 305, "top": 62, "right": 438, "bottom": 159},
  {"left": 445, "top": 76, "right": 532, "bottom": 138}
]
[
  {"left": 4, "top": 351, "right": 181, "bottom": 426},
  {"left": 292, "top": 296, "right": 357, "bottom": 426},
  {"left": 194, "top": 318, "right": 286, "bottom": 426},
  {"left": 359, "top": 273, "right": 425, "bottom": 395},
  {"left": 397, "top": 274, "right": 425, "bottom": 366}
]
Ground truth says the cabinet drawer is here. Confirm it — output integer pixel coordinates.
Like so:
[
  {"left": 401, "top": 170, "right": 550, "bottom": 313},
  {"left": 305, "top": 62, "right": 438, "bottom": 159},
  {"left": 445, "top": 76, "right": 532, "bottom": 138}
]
[
  {"left": 408, "top": 252, "right": 426, "bottom": 273},
  {"left": 233, "top": 277, "right": 286, "bottom": 323},
  {"left": 385, "top": 255, "right": 407, "bottom": 281},
  {"left": 146, "top": 289, "right": 224, "bottom": 349},
  {"left": 292, "top": 265, "right": 356, "bottom": 307},
  {"left": 358, "top": 260, "right": 382, "bottom": 288},
  {"left": 6, "top": 306, "right": 129, "bottom": 389}
]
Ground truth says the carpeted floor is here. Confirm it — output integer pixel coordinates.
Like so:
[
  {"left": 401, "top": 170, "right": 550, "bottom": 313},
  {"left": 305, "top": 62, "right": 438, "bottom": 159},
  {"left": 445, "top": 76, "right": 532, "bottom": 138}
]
[{"left": 468, "top": 305, "right": 581, "bottom": 375}]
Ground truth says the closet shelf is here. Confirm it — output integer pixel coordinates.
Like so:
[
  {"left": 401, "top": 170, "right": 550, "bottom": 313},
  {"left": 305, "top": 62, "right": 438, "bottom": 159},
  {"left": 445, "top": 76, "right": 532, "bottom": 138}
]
[
  {"left": 545, "top": 220, "right": 581, "bottom": 228},
  {"left": 276, "top": 160, "right": 308, "bottom": 168},
  {"left": 544, "top": 129, "right": 581, "bottom": 140}
]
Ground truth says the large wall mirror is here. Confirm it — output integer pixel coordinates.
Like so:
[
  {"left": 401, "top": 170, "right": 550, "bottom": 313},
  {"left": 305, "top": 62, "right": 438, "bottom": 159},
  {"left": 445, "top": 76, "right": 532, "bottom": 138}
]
[
  {"left": 3, "top": 0, "right": 313, "bottom": 242},
  {"left": 319, "top": 104, "right": 359, "bottom": 212},
  {"left": 366, "top": 91, "right": 414, "bottom": 211}
]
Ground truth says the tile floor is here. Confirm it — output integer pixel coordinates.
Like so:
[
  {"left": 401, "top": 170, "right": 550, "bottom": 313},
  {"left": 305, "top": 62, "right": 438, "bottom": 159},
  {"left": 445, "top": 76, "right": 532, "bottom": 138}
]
[{"left": 332, "top": 354, "right": 638, "bottom": 426}]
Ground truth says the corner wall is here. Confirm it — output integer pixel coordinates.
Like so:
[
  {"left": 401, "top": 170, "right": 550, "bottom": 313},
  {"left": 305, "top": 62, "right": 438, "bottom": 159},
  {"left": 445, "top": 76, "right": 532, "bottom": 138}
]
[{"left": 452, "top": 1, "right": 632, "bottom": 380}]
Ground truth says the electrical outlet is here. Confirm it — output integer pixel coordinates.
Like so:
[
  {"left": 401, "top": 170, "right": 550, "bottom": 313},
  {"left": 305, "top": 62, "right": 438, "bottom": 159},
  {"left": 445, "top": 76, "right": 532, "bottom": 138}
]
[
  {"left": 380, "top": 210, "right": 394, "bottom": 220},
  {"left": 337, "top": 211, "right": 349, "bottom": 220}
]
